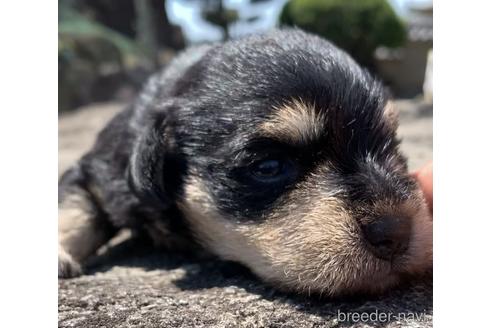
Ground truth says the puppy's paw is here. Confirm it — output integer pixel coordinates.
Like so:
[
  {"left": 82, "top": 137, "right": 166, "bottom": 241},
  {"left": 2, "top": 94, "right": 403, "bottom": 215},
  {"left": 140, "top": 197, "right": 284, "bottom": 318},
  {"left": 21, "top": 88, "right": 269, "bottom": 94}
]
[{"left": 58, "top": 248, "right": 82, "bottom": 278}]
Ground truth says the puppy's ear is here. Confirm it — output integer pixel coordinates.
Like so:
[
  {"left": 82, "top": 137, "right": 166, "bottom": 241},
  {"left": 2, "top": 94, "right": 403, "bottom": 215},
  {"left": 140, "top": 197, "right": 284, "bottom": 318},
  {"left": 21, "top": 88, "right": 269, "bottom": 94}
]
[{"left": 128, "top": 111, "right": 185, "bottom": 209}]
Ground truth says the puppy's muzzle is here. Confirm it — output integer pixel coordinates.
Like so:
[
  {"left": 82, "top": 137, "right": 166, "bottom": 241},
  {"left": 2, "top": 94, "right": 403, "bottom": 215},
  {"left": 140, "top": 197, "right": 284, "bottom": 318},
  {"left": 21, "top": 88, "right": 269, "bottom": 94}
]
[{"left": 361, "top": 216, "right": 411, "bottom": 261}]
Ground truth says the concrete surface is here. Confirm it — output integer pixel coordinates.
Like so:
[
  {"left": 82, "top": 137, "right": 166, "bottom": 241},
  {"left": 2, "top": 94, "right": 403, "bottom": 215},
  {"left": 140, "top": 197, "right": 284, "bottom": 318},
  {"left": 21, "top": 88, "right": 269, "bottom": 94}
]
[{"left": 58, "top": 100, "right": 433, "bottom": 328}]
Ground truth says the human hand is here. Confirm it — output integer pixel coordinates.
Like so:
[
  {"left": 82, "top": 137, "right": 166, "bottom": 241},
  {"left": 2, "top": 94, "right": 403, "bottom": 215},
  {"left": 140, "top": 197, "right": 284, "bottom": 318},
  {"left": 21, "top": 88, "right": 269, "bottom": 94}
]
[{"left": 412, "top": 161, "right": 433, "bottom": 215}]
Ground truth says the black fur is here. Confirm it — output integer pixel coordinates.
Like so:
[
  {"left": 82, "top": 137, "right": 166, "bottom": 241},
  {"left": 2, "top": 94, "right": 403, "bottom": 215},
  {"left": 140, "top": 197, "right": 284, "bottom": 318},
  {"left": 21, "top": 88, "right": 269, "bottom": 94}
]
[{"left": 59, "top": 28, "right": 413, "bottom": 244}]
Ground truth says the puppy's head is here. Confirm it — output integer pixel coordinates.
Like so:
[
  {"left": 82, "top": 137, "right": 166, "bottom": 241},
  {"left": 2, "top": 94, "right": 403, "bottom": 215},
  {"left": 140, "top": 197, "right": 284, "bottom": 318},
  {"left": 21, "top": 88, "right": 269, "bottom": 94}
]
[{"left": 130, "top": 30, "right": 432, "bottom": 297}]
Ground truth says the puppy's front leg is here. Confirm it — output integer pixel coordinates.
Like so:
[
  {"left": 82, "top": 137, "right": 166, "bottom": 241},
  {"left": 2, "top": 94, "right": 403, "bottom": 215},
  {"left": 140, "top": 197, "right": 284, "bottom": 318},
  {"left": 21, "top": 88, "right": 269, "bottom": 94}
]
[{"left": 58, "top": 168, "right": 115, "bottom": 278}]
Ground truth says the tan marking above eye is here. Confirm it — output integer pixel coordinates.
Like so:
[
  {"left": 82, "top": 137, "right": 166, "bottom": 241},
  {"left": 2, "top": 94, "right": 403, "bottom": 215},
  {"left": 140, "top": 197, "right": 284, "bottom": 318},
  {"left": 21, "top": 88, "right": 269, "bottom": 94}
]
[
  {"left": 383, "top": 100, "right": 399, "bottom": 129},
  {"left": 259, "top": 99, "right": 326, "bottom": 145}
]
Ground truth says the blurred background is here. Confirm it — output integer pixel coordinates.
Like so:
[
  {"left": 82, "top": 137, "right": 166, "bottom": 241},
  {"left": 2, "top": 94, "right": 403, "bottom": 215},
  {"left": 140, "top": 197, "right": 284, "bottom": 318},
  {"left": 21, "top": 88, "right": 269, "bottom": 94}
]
[{"left": 58, "top": 0, "right": 433, "bottom": 112}]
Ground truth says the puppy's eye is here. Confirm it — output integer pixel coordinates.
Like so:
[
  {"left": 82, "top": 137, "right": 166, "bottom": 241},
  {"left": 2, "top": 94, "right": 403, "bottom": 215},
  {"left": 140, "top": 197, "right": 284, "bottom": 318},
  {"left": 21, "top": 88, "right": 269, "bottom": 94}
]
[
  {"left": 249, "top": 159, "right": 296, "bottom": 183},
  {"left": 252, "top": 159, "right": 282, "bottom": 177}
]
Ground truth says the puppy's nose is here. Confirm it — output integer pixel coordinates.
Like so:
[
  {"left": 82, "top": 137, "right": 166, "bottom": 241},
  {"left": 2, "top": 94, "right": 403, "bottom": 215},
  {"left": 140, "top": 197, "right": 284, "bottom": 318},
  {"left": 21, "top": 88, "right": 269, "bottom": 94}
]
[{"left": 361, "top": 216, "right": 411, "bottom": 261}]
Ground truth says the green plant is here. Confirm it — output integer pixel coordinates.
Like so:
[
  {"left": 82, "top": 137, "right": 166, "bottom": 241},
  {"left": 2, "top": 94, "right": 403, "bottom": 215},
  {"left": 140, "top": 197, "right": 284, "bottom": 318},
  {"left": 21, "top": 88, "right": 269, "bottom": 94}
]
[
  {"left": 280, "top": 0, "right": 406, "bottom": 67},
  {"left": 58, "top": 0, "right": 144, "bottom": 111}
]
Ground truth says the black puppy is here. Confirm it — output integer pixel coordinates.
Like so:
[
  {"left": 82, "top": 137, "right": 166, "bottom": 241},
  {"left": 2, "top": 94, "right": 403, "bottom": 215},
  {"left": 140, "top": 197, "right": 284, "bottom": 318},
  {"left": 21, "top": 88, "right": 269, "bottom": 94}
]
[{"left": 58, "top": 29, "right": 432, "bottom": 296}]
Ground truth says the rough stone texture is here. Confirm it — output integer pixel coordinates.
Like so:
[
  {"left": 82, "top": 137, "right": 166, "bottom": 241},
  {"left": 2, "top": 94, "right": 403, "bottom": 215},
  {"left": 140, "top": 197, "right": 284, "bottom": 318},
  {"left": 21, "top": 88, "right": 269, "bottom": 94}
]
[{"left": 58, "top": 100, "right": 433, "bottom": 328}]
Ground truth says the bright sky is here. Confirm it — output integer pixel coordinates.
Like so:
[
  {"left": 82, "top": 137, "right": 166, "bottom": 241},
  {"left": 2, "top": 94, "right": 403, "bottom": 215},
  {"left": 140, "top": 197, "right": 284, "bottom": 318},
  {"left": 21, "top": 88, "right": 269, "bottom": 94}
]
[{"left": 165, "top": 0, "right": 432, "bottom": 44}]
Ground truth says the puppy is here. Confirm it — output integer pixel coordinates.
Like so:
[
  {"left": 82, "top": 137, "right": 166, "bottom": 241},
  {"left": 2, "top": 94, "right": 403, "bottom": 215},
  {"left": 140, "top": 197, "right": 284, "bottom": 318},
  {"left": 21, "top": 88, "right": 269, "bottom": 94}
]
[{"left": 58, "top": 29, "right": 432, "bottom": 296}]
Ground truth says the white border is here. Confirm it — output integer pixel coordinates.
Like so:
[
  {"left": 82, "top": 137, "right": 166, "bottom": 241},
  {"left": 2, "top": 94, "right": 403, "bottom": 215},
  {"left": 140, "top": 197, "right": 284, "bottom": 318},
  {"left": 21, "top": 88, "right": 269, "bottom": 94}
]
[
  {"left": 0, "top": 2, "right": 58, "bottom": 327},
  {"left": 434, "top": 0, "right": 492, "bottom": 327}
]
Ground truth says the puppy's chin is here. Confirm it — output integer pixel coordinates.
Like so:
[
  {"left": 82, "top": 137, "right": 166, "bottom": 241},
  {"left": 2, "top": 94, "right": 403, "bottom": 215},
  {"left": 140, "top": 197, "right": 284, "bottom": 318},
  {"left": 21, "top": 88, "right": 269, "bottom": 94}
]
[{"left": 178, "top": 176, "right": 432, "bottom": 297}]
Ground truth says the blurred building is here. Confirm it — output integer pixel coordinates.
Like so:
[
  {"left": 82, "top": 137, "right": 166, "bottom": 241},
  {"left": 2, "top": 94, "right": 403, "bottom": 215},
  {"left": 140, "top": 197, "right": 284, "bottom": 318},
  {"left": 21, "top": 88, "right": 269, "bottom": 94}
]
[
  {"left": 166, "top": 0, "right": 288, "bottom": 43},
  {"left": 375, "top": 4, "right": 433, "bottom": 98}
]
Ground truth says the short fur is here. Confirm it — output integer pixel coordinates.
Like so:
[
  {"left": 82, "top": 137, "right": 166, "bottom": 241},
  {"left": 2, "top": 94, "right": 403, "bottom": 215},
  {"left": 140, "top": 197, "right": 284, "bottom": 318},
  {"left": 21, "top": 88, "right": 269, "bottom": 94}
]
[{"left": 58, "top": 29, "right": 432, "bottom": 296}]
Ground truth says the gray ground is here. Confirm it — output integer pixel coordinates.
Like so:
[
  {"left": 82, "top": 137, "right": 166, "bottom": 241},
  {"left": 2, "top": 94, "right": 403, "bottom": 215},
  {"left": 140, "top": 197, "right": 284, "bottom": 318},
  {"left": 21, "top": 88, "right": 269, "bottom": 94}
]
[{"left": 58, "top": 99, "right": 433, "bottom": 328}]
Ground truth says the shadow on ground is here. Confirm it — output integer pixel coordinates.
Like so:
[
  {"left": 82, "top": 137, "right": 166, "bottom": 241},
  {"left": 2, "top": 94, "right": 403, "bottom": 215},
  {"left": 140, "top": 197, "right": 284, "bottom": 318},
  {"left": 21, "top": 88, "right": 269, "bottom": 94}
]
[{"left": 60, "top": 232, "right": 432, "bottom": 328}]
